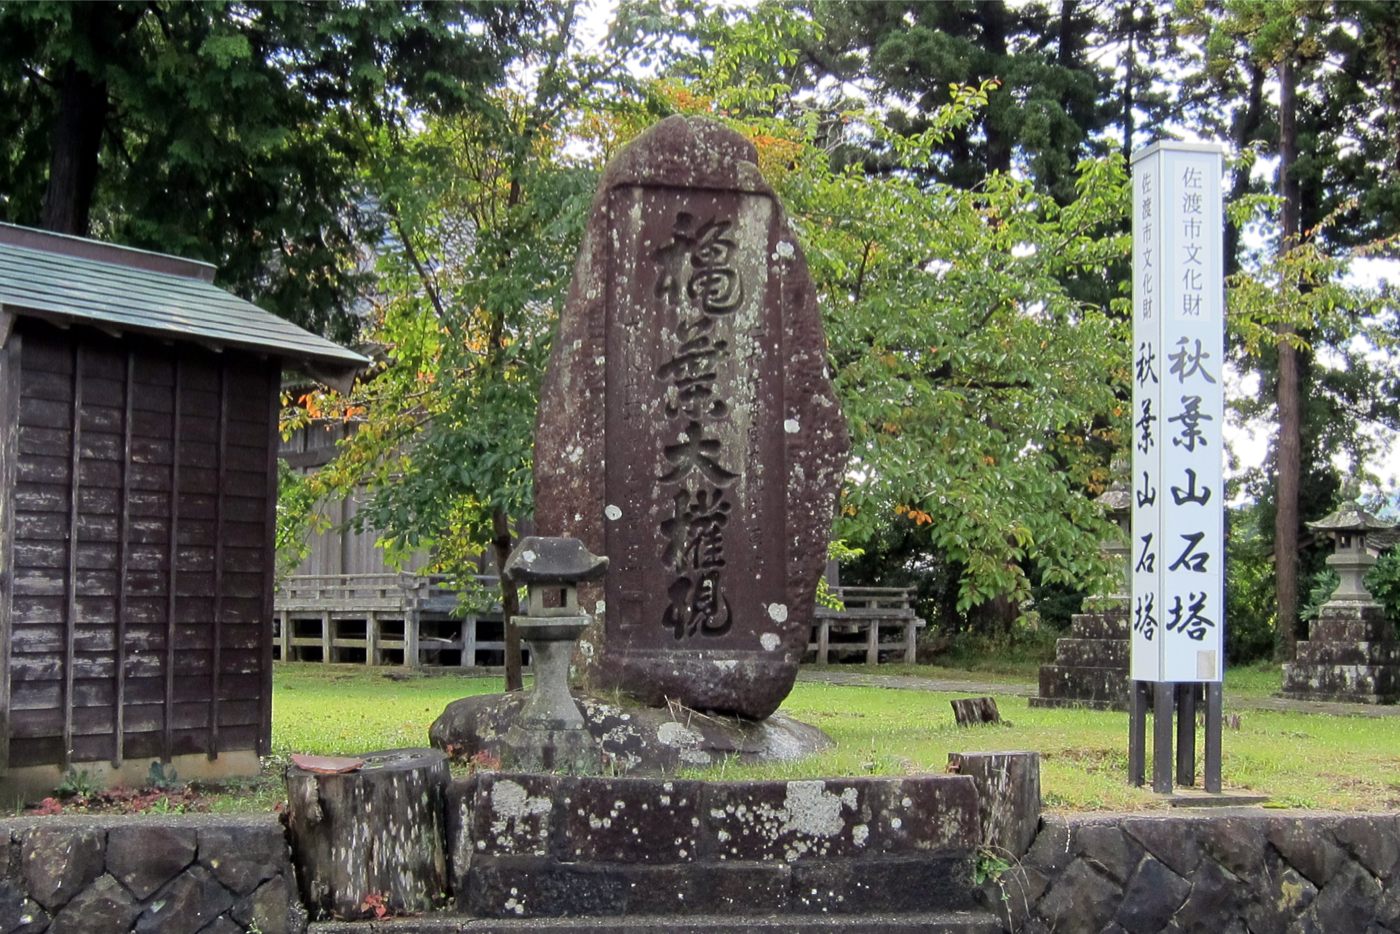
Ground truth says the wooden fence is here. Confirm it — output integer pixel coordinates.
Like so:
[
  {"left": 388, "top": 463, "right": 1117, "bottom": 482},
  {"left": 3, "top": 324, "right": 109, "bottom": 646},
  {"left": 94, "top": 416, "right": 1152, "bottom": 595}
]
[
  {"left": 808, "top": 586, "right": 926, "bottom": 665},
  {"left": 273, "top": 573, "right": 507, "bottom": 669},
  {"left": 274, "top": 576, "right": 925, "bottom": 669}
]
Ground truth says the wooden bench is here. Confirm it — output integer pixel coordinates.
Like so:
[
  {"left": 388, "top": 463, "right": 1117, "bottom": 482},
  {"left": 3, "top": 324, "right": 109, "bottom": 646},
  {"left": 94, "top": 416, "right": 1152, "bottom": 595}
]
[{"left": 808, "top": 586, "right": 926, "bottom": 665}]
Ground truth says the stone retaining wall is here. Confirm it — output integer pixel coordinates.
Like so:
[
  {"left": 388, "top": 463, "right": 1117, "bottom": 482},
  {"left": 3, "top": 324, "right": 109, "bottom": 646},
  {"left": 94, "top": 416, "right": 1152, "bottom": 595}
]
[
  {"left": 992, "top": 810, "right": 1400, "bottom": 933},
  {"left": 0, "top": 814, "right": 305, "bottom": 933},
  {"left": 447, "top": 772, "right": 985, "bottom": 919}
]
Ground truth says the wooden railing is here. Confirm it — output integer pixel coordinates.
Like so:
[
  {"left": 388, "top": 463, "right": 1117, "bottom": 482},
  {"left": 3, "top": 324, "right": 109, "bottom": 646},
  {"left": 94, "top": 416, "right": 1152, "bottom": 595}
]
[
  {"left": 809, "top": 586, "right": 926, "bottom": 665},
  {"left": 273, "top": 573, "right": 505, "bottom": 669}
]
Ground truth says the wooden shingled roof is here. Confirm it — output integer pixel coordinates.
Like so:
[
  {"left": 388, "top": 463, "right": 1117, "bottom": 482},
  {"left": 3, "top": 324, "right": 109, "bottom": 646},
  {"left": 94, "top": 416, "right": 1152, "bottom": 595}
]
[{"left": 0, "top": 223, "right": 366, "bottom": 388}]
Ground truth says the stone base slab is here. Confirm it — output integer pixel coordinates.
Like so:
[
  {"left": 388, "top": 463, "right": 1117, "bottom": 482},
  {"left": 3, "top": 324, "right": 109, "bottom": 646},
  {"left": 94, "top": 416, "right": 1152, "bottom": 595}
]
[
  {"left": 309, "top": 911, "right": 1004, "bottom": 932},
  {"left": 448, "top": 771, "right": 987, "bottom": 919},
  {"left": 431, "top": 691, "right": 832, "bottom": 775}
]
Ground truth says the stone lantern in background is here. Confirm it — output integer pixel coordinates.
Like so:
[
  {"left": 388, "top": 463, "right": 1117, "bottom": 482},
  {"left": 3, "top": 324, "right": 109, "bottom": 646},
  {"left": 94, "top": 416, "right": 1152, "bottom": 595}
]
[
  {"left": 1282, "top": 499, "right": 1399, "bottom": 704},
  {"left": 1096, "top": 460, "right": 1133, "bottom": 602},
  {"left": 1028, "top": 458, "right": 1135, "bottom": 711},
  {"left": 1306, "top": 501, "right": 1395, "bottom": 606}
]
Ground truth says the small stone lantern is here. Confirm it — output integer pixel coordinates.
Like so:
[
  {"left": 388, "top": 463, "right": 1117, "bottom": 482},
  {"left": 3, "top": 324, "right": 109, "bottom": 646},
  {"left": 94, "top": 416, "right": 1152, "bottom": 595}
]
[
  {"left": 1307, "top": 502, "right": 1395, "bottom": 606},
  {"left": 1097, "top": 461, "right": 1132, "bottom": 602},
  {"left": 500, "top": 536, "right": 608, "bottom": 774}
]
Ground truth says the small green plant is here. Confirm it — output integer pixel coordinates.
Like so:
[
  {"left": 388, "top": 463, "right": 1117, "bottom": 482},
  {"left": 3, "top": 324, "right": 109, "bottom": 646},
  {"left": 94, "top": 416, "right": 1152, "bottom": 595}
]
[
  {"left": 55, "top": 767, "right": 100, "bottom": 799},
  {"left": 973, "top": 848, "right": 1013, "bottom": 886},
  {"left": 147, "top": 761, "right": 182, "bottom": 790}
]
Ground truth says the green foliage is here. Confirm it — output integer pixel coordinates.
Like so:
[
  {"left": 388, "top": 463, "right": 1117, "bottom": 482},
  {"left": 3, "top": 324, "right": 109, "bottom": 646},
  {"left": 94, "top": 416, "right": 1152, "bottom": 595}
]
[
  {"left": 55, "top": 767, "right": 100, "bottom": 799},
  {"left": 146, "top": 761, "right": 181, "bottom": 792},
  {"left": 0, "top": 1, "right": 527, "bottom": 338},
  {"left": 1224, "top": 506, "right": 1278, "bottom": 664}
]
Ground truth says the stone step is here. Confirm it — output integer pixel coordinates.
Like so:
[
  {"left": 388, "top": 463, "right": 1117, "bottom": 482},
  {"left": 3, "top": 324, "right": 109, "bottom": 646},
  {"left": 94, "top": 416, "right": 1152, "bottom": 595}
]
[
  {"left": 1295, "top": 640, "right": 1400, "bottom": 666},
  {"left": 1280, "top": 662, "right": 1399, "bottom": 700},
  {"left": 1053, "top": 638, "right": 1129, "bottom": 669},
  {"left": 1309, "top": 611, "right": 1396, "bottom": 644},
  {"left": 1065, "top": 612, "right": 1129, "bottom": 641},
  {"left": 309, "top": 910, "right": 1005, "bottom": 933},
  {"left": 1035, "top": 665, "right": 1129, "bottom": 706}
]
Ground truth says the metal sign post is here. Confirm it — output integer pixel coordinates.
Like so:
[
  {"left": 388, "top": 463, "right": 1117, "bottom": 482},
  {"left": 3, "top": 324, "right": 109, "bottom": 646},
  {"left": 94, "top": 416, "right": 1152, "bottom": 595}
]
[{"left": 1127, "top": 141, "right": 1226, "bottom": 795}]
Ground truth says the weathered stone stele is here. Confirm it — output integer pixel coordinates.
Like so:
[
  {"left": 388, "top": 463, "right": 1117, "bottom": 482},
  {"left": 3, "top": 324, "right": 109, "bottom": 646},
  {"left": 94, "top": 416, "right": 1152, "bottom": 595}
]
[{"left": 535, "top": 115, "right": 849, "bottom": 719}]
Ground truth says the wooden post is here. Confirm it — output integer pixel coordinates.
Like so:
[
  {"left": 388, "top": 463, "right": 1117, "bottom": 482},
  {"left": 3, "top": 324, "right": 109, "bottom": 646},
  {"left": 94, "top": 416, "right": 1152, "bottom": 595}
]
[
  {"left": 1152, "top": 681, "right": 1173, "bottom": 794},
  {"left": 1175, "top": 683, "right": 1196, "bottom": 787},
  {"left": 865, "top": 619, "right": 879, "bottom": 665},
  {"left": 285, "top": 748, "right": 449, "bottom": 920},
  {"left": 1204, "top": 682, "right": 1223, "bottom": 793},
  {"left": 366, "top": 610, "right": 378, "bottom": 666},
  {"left": 817, "top": 619, "right": 830, "bottom": 665},
  {"left": 405, "top": 607, "right": 421, "bottom": 669},
  {"left": 463, "top": 616, "right": 478, "bottom": 669},
  {"left": 1128, "top": 680, "right": 1147, "bottom": 787},
  {"left": 903, "top": 619, "right": 917, "bottom": 664}
]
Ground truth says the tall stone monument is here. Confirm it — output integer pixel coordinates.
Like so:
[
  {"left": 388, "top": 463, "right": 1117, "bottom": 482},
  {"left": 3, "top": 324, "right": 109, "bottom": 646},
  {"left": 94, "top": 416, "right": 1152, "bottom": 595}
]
[{"left": 534, "top": 116, "right": 849, "bottom": 720}]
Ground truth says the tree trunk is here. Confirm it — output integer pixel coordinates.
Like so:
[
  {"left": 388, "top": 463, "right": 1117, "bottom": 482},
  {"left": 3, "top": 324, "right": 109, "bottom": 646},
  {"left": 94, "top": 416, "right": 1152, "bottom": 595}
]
[
  {"left": 1274, "top": 53, "right": 1303, "bottom": 661},
  {"left": 1118, "top": 2, "right": 1136, "bottom": 164},
  {"left": 285, "top": 748, "right": 450, "bottom": 920},
  {"left": 40, "top": 59, "right": 107, "bottom": 235},
  {"left": 1224, "top": 61, "right": 1265, "bottom": 277},
  {"left": 978, "top": 0, "right": 1013, "bottom": 177},
  {"left": 493, "top": 506, "right": 523, "bottom": 691}
]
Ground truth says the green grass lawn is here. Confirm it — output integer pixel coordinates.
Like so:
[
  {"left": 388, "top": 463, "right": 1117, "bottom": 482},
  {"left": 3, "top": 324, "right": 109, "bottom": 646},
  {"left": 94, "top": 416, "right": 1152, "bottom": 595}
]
[{"left": 255, "top": 662, "right": 1400, "bottom": 814}]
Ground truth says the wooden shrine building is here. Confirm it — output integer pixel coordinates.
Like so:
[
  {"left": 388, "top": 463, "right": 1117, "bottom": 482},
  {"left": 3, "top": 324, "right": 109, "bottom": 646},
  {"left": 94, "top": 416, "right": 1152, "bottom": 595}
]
[{"left": 0, "top": 223, "right": 364, "bottom": 800}]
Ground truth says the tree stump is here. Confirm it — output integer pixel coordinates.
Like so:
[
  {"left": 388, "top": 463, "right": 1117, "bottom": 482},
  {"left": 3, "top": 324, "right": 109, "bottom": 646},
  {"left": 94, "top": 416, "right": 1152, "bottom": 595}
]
[
  {"left": 947, "top": 751, "right": 1041, "bottom": 858},
  {"left": 950, "top": 696, "right": 1001, "bottom": 726},
  {"left": 285, "top": 747, "right": 449, "bottom": 920}
]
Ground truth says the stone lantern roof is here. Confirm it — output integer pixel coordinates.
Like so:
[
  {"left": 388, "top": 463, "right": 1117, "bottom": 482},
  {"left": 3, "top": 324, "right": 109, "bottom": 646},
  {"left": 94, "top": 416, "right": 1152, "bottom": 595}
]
[
  {"left": 1306, "top": 502, "right": 1395, "bottom": 537},
  {"left": 503, "top": 536, "right": 609, "bottom": 584}
]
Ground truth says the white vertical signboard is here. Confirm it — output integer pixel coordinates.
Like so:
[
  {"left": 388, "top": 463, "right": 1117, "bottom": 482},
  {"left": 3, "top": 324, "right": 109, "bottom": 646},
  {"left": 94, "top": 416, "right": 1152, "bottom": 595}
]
[{"left": 1130, "top": 142, "right": 1225, "bottom": 684}]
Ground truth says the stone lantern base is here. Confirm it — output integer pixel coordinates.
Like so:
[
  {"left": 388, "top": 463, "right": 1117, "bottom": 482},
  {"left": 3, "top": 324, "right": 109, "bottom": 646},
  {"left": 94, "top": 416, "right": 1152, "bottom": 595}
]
[
  {"left": 1029, "top": 606, "right": 1130, "bottom": 711},
  {"left": 1281, "top": 603, "right": 1400, "bottom": 704}
]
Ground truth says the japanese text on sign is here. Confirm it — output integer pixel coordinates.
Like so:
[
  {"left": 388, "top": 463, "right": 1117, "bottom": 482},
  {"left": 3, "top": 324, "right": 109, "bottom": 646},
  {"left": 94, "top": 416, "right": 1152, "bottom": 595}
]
[{"left": 1130, "top": 143, "right": 1226, "bottom": 683}]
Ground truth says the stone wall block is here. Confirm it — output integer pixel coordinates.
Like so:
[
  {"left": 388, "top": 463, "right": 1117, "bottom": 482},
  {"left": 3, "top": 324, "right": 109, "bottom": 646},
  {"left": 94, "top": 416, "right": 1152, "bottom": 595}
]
[
  {"left": 561, "top": 778, "right": 702, "bottom": 863},
  {"left": 1169, "top": 858, "right": 1247, "bottom": 931},
  {"left": 867, "top": 775, "right": 979, "bottom": 856},
  {"left": 1244, "top": 859, "right": 1317, "bottom": 934},
  {"left": 1021, "top": 816, "right": 1074, "bottom": 877},
  {"left": 106, "top": 825, "right": 196, "bottom": 901},
  {"left": 789, "top": 855, "right": 977, "bottom": 914},
  {"left": 135, "top": 864, "right": 233, "bottom": 934},
  {"left": 21, "top": 826, "right": 105, "bottom": 912},
  {"left": 1196, "top": 815, "right": 1267, "bottom": 880},
  {"left": 464, "top": 857, "right": 629, "bottom": 918},
  {"left": 1036, "top": 857, "right": 1121, "bottom": 932},
  {"left": 1114, "top": 856, "right": 1190, "bottom": 934},
  {"left": 48, "top": 873, "right": 139, "bottom": 932},
  {"left": 201, "top": 916, "right": 244, "bottom": 934},
  {"left": 701, "top": 779, "right": 878, "bottom": 862},
  {"left": 1267, "top": 816, "right": 1346, "bottom": 887},
  {"left": 1332, "top": 815, "right": 1400, "bottom": 881},
  {"left": 197, "top": 824, "right": 285, "bottom": 896},
  {"left": 1303, "top": 859, "right": 1383, "bottom": 932},
  {"left": 1121, "top": 816, "right": 1202, "bottom": 877},
  {"left": 1072, "top": 822, "right": 1140, "bottom": 884},
  {"left": 465, "top": 772, "right": 570, "bottom": 859},
  {"left": 232, "top": 874, "right": 305, "bottom": 934}
]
